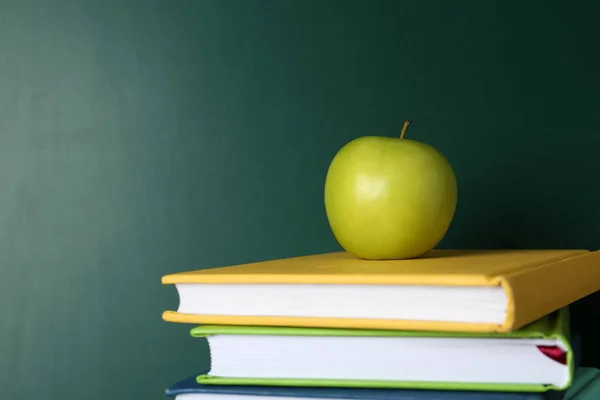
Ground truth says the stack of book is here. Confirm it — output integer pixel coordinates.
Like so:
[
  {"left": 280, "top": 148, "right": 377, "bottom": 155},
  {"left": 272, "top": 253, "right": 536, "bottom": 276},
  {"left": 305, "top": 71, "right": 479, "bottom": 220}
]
[{"left": 161, "top": 249, "right": 600, "bottom": 400}]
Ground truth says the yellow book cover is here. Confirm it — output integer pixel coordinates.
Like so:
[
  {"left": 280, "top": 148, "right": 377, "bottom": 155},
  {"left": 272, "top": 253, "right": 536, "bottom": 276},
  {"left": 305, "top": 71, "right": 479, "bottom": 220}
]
[{"left": 161, "top": 249, "right": 600, "bottom": 333}]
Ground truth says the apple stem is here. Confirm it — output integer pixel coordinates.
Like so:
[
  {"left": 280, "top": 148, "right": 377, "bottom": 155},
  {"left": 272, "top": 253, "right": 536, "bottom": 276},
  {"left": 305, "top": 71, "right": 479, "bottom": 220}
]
[{"left": 400, "top": 120, "right": 412, "bottom": 139}]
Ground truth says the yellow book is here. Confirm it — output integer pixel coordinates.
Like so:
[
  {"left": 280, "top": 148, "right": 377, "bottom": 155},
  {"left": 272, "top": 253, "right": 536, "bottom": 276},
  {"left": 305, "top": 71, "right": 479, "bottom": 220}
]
[{"left": 161, "top": 249, "right": 600, "bottom": 333}]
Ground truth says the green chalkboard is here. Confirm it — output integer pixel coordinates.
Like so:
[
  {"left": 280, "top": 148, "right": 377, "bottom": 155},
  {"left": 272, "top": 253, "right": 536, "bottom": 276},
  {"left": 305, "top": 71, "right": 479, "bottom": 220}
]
[{"left": 0, "top": 1, "right": 599, "bottom": 399}]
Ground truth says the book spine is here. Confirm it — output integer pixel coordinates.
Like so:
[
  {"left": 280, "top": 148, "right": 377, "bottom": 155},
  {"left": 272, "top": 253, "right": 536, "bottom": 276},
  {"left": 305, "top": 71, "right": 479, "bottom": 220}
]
[{"left": 501, "top": 251, "right": 600, "bottom": 333}]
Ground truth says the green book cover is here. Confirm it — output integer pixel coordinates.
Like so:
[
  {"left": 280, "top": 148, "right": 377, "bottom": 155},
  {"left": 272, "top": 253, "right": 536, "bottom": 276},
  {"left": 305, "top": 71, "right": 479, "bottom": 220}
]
[
  {"left": 565, "top": 368, "right": 600, "bottom": 399},
  {"left": 191, "top": 308, "right": 574, "bottom": 393}
]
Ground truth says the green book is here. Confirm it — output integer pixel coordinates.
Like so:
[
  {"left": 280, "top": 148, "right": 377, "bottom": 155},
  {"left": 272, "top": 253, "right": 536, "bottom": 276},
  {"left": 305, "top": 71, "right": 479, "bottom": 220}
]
[{"left": 191, "top": 309, "right": 574, "bottom": 393}]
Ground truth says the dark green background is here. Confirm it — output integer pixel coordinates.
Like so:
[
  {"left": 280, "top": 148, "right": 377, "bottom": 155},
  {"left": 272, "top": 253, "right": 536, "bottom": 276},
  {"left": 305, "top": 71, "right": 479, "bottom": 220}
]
[{"left": 1, "top": 0, "right": 599, "bottom": 398}]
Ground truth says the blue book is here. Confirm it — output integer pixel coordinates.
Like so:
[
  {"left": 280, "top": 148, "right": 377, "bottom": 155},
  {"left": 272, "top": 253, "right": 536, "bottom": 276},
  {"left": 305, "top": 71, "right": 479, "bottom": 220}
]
[{"left": 165, "top": 374, "right": 568, "bottom": 400}]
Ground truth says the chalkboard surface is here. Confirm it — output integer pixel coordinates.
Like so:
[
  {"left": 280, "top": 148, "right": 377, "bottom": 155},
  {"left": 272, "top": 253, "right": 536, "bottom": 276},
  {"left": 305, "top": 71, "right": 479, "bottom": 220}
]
[{"left": 0, "top": 1, "right": 599, "bottom": 399}]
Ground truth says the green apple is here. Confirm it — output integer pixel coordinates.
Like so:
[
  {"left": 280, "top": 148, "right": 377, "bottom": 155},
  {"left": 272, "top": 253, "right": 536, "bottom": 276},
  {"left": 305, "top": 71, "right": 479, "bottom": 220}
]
[{"left": 324, "top": 121, "right": 457, "bottom": 260}]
